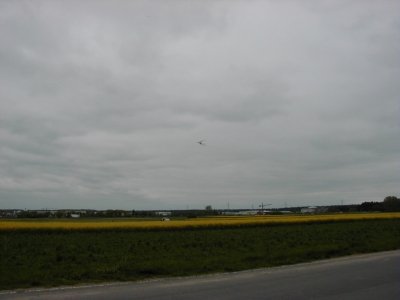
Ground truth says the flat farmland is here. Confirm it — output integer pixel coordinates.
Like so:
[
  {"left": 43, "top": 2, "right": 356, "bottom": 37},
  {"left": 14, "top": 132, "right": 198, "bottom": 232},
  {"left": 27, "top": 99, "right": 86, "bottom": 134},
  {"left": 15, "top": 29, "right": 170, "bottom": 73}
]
[
  {"left": 1, "top": 214, "right": 400, "bottom": 290},
  {"left": 2, "top": 212, "right": 400, "bottom": 230}
]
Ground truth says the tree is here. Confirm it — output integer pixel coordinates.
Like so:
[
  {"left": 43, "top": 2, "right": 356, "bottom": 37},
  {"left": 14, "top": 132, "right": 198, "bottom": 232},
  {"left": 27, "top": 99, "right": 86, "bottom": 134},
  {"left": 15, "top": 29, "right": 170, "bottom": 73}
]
[
  {"left": 383, "top": 196, "right": 400, "bottom": 212},
  {"left": 359, "top": 201, "right": 384, "bottom": 212}
]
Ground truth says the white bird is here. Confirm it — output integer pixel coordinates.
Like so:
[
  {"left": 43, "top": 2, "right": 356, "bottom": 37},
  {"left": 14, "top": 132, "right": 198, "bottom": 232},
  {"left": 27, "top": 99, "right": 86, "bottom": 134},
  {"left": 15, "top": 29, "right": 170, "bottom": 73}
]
[{"left": 197, "top": 140, "right": 206, "bottom": 146}]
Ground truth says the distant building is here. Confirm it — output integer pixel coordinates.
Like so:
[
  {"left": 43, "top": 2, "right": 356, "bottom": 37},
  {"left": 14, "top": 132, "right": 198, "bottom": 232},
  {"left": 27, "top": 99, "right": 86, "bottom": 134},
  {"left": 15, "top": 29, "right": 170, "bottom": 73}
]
[
  {"left": 70, "top": 214, "right": 80, "bottom": 218},
  {"left": 155, "top": 211, "right": 172, "bottom": 217},
  {"left": 221, "top": 210, "right": 254, "bottom": 216},
  {"left": 237, "top": 210, "right": 258, "bottom": 216},
  {"left": 301, "top": 206, "right": 317, "bottom": 214}
]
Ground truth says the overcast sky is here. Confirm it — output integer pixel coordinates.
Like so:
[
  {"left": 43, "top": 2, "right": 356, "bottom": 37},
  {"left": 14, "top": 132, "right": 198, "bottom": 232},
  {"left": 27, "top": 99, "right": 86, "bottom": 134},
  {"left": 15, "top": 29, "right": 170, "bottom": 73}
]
[{"left": 1, "top": 0, "right": 399, "bottom": 210}]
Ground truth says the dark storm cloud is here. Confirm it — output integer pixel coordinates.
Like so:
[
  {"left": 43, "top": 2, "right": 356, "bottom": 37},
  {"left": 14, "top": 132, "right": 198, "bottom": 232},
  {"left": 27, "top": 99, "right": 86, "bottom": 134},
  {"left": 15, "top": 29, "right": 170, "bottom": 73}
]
[{"left": 0, "top": 0, "right": 399, "bottom": 209}]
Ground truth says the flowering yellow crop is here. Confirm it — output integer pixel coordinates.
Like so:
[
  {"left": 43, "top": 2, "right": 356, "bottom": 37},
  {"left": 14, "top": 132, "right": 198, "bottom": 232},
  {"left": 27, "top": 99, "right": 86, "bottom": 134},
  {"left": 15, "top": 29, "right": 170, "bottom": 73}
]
[{"left": 1, "top": 212, "right": 400, "bottom": 231}]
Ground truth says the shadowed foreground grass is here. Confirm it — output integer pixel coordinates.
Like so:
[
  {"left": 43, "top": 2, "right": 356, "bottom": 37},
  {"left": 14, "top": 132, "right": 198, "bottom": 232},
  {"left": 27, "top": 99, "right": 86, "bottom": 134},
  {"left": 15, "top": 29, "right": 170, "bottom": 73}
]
[{"left": 1, "top": 219, "right": 399, "bottom": 290}]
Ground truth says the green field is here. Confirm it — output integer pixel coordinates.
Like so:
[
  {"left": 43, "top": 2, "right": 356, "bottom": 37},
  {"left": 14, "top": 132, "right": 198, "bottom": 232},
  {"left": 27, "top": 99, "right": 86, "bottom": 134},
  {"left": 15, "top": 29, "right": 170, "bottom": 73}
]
[{"left": 1, "top": 219, "right": 400, "bottom": 290}]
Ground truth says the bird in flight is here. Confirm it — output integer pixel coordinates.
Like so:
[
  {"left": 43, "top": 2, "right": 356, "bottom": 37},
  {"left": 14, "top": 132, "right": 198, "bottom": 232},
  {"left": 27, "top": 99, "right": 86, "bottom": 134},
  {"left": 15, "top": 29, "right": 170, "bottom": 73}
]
[{"left": 197, "top": 140, "right": 206, "bottom": 146}]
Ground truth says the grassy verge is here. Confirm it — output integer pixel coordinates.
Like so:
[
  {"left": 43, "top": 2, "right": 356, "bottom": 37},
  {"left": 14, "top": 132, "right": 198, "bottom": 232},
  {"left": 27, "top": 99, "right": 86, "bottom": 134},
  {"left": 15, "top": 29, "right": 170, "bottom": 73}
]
[{"left": 1, "top": 219, "right": 399, "bottom": 290}]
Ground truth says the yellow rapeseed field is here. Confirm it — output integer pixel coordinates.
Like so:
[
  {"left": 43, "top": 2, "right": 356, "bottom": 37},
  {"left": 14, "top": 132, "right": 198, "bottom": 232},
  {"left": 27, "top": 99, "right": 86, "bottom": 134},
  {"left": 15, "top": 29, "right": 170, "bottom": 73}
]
[{"left": 1, "top": 212, "right": 400, "bottom": 231}]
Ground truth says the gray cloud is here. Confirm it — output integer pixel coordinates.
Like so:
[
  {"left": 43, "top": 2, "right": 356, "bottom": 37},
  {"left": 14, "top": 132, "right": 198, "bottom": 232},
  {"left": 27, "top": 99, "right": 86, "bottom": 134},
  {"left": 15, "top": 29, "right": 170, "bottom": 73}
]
[{"left": 0, "top": 0, "right": 399, "bottom": 209}]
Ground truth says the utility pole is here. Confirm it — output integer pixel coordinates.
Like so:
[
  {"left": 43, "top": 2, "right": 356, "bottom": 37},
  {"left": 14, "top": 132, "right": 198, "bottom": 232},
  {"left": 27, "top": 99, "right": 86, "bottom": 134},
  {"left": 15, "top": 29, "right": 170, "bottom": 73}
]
[{"left": 259, "top": 202, "right": 272, "bottom": 214}]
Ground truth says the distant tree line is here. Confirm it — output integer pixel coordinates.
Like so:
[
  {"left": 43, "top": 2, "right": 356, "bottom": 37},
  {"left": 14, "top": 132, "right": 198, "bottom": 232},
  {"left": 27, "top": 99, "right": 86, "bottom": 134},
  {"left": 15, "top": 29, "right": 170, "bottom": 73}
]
[
  {"left": 2, "top": 196, "right": 399, "bottom": 219},
  {"left": 322, "top": 196, "right": 399, "bottom": 213},
  {"left": 359, "top": 196, "right": 400, "bottom": 212}
]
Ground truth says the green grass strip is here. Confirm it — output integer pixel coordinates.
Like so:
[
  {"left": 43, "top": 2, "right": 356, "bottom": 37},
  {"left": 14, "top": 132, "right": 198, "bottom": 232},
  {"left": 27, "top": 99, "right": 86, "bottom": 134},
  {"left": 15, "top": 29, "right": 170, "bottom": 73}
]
[{"left": 1, "top": 219, "right": 399, "bottom": 290}]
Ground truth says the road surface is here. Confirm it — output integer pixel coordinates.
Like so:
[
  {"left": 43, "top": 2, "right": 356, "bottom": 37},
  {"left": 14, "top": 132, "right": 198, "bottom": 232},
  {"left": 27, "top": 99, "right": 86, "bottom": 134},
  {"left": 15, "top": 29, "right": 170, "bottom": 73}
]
[{"left": 1, "top": 250, "right": 399, "bottom": 299}]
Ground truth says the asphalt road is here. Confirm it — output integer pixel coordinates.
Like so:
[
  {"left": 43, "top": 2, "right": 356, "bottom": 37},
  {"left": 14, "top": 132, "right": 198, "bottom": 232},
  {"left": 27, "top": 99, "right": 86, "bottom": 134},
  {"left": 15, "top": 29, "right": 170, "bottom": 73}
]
[{"left": 1, "top": 250, "right": 399, "bottom": 300}]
